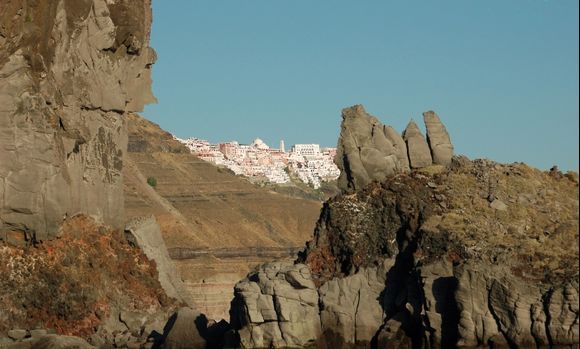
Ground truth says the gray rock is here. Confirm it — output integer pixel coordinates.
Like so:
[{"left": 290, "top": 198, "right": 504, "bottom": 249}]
[
  {"left": 403, "top": 120, "right": 433, "bottom": 169},
  {"left": 0, "top": 0, "right": 156, "bottom": 241},
  {"left": 335, "top": 105, "right": 403, "bottom": 192},
  {"left": 375, "top": 313, "right": 412, "bottom": 349},
  {"left": 162, "top": 307, "right": 206, "bottom": 349},
  {"left": 119, "top": 311, "right": 147, "bottom": 334},
  {"left": 0, "top": 337, "right": 14, "bottom": 346},
  {"left": 319, "top": 260, "right": 392, "bottom": 346},
  {"left": 230, "top": 262, "right": 321, "bottom": 348},
  {"left": 29, "top": 335, "right": 95, "bottom": 349},
  {"left": 383, "top": 126, "right": 411, "bottom": 172},
  {"left": 490, "top": 199, "right": 507, "bottom": 211},
  {"left": 7, "top": 330, "right": 27, "bottom": 340},
  {"left": 28, "top": 330, "right": 47, "bottom": 339},
  {"left": 423, "top": 111, "right": 454, "bottom": 166},
  {"left": 124, "top": 216, "right": 191, "bottom": 305}
]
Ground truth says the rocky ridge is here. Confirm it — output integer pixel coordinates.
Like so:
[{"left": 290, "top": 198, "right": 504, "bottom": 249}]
[
  {"left": 229, "top": 106, "right": 579, "bottom": 348},
  {"left": 335, "top": 105, "right": 453, "bottom": 192}
]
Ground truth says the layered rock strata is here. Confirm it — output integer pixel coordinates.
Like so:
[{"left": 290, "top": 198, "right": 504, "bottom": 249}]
[
  {"left": 0, "top": 0, "right": 155, "bottom": 241},
  {"left": 335, "top": 105, "right": 452, "bottom": 192}
]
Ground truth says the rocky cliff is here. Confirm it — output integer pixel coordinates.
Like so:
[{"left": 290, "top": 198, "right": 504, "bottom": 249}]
[
  {"left": 230, "top": 106, "right": 579, "bottom": 348},
  {"left": 0, "top": 0, "right": 155, "bottom": 242},
  {"left": 0, "top": 1, "right": 195, "bottom": 347},
  {"left": 335, "top": 105, "right": 453, "bottom": 192}
]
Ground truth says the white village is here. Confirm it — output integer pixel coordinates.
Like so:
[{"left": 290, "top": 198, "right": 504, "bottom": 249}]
[{"left": 176, "top": 137, "right": 340, "bottom": 188}]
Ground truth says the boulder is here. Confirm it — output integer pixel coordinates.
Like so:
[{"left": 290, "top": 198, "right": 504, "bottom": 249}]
[
  {"left": 402, "top": 120, "right": 433, "bottom": 169},
  {"left": 29, "top": 335, "right": 95, "bottom": 349},
  {"left": 335, "top": 105, "right": 402, "bottom": 192},
  {"left": 230, "top": 262, "right": 321, "bottom": 348},
  {"left": 423, "top": 111, "right": 454, "bottom": 166},
  {"left": 7, "top": 330, "right": 27, "bottom": 340}
]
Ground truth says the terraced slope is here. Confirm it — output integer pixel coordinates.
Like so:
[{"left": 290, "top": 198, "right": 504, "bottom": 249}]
[{"left": 123, "top": 113, "right": 322, "bottom": 319}]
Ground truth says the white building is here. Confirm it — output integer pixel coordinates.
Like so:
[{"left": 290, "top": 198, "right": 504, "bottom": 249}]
[
  {"left": 177, "top": 136, "right": 340, "bottom": 188},
  {"left": 291, "top": 144, "right": 320, "bottom": 157}
]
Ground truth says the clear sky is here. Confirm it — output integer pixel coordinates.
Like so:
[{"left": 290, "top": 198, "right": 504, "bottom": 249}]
[{"left": 143, "top": 1, "right": 579, "bottom": 171}]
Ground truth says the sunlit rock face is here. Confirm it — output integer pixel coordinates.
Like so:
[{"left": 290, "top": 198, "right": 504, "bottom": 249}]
[
  {"left": 0, "top": 0, "right": 156, "bottom": 241},
  {"left": 334, "top": 104, "right": 454, "bottom": 192}
]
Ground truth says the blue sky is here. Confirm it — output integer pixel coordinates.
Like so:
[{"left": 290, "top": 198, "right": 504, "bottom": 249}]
[{"left": 143, "top": 1, "right": 579, "bottom": 171}]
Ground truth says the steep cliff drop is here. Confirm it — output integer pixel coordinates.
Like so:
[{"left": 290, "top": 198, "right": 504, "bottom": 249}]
[
  {"left": 0, "top": 0, "right": 155, "bottom": 242},
  {"left": 229, "top": 105, "right": 579, "bottom": 348},
  {"left": 0, "top": 1, "right": 205, "bottom": 347}
]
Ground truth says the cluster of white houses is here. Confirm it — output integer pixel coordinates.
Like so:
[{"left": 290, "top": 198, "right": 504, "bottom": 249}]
[{"left": 177, "top": 137, "right": 340, "bottom": 188}]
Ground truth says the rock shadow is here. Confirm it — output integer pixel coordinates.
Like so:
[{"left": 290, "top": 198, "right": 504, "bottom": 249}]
[{"left": 432, "top": 276, "right": 459, "bottom": 348}]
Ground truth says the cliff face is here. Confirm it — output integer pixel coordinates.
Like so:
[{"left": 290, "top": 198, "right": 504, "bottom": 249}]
[{"left": 0, "top": 0, "right": 155, "bottom": 242}]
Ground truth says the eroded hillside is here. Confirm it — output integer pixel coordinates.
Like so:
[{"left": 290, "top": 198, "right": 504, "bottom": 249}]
[{"left": 123, "top": 113, "right": 322, "bottom": 320}]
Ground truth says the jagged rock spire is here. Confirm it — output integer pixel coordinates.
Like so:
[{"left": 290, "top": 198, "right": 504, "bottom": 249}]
[
  {"left": 403, "top": 119, "right": 433, "bottom": 169},
  {"left": 335, "top": 105, "right": 403, "bottom": 191},
  {"left": 335, "top": 105, "right": 454, "bottom": 192},
  {"left": 423, "top": 111, "right": 454, "bottom": 166}
]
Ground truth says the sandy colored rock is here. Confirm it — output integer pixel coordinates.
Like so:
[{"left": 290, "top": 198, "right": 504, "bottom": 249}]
[
  {"left": 403, "top": 120, "right": 433, "bottom": 168},
  {"left": 423, "top": 111, "right": 454, "bottom": 166},
  {"left": 125, "top": 216, "right": 191, "bottom": 305}
]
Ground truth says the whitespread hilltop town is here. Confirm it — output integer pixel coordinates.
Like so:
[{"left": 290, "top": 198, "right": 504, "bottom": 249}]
[{"left": 176, "top": 137, "right": 340, "bottom": 188}]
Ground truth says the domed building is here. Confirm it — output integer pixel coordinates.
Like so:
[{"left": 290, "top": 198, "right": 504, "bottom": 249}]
[{"left": 251, "top": 138, "right": 270, "bottom": 150}]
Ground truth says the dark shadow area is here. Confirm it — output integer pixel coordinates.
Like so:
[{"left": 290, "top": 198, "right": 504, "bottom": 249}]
[
  {"left": 152, "top": 312, "right": 177, "bottom": 349},
  {"left": 373, "top": 222, "right": 427, "bottom": 349},
  {"left": 432, "top": 276, "right": 459, "bottom": 348},
  {"left": 195, "top": 313, "right": 232, "bottom": 349}
]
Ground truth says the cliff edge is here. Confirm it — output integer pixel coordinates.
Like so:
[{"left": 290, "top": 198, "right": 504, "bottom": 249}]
[{"left": 0, "top": 0, "right": 155, "bottom": 242}]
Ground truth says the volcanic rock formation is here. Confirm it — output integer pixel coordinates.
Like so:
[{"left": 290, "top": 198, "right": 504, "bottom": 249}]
[
  {"left": 423, "top": 111, "right": 454, "bottom": 166},
  {"left": 0, "top": 0, "right": 155, "bottom": 242},
  {"left": 403, "top": 120, "right": 433, "bottom": 169},
  {"left": 335, "top": 105, "right": 452, "bottom": 192},
  {"left": 230, "top": 158, "right": 579, "bottom": 348}
]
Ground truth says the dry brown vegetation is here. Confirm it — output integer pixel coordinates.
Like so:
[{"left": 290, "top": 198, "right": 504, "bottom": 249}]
[
  {"left": 0, "top": 215, "right": 173, "bottom": 336},
  {"left": 304, "top": 157, "right": 579, "bottom": 286}
]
